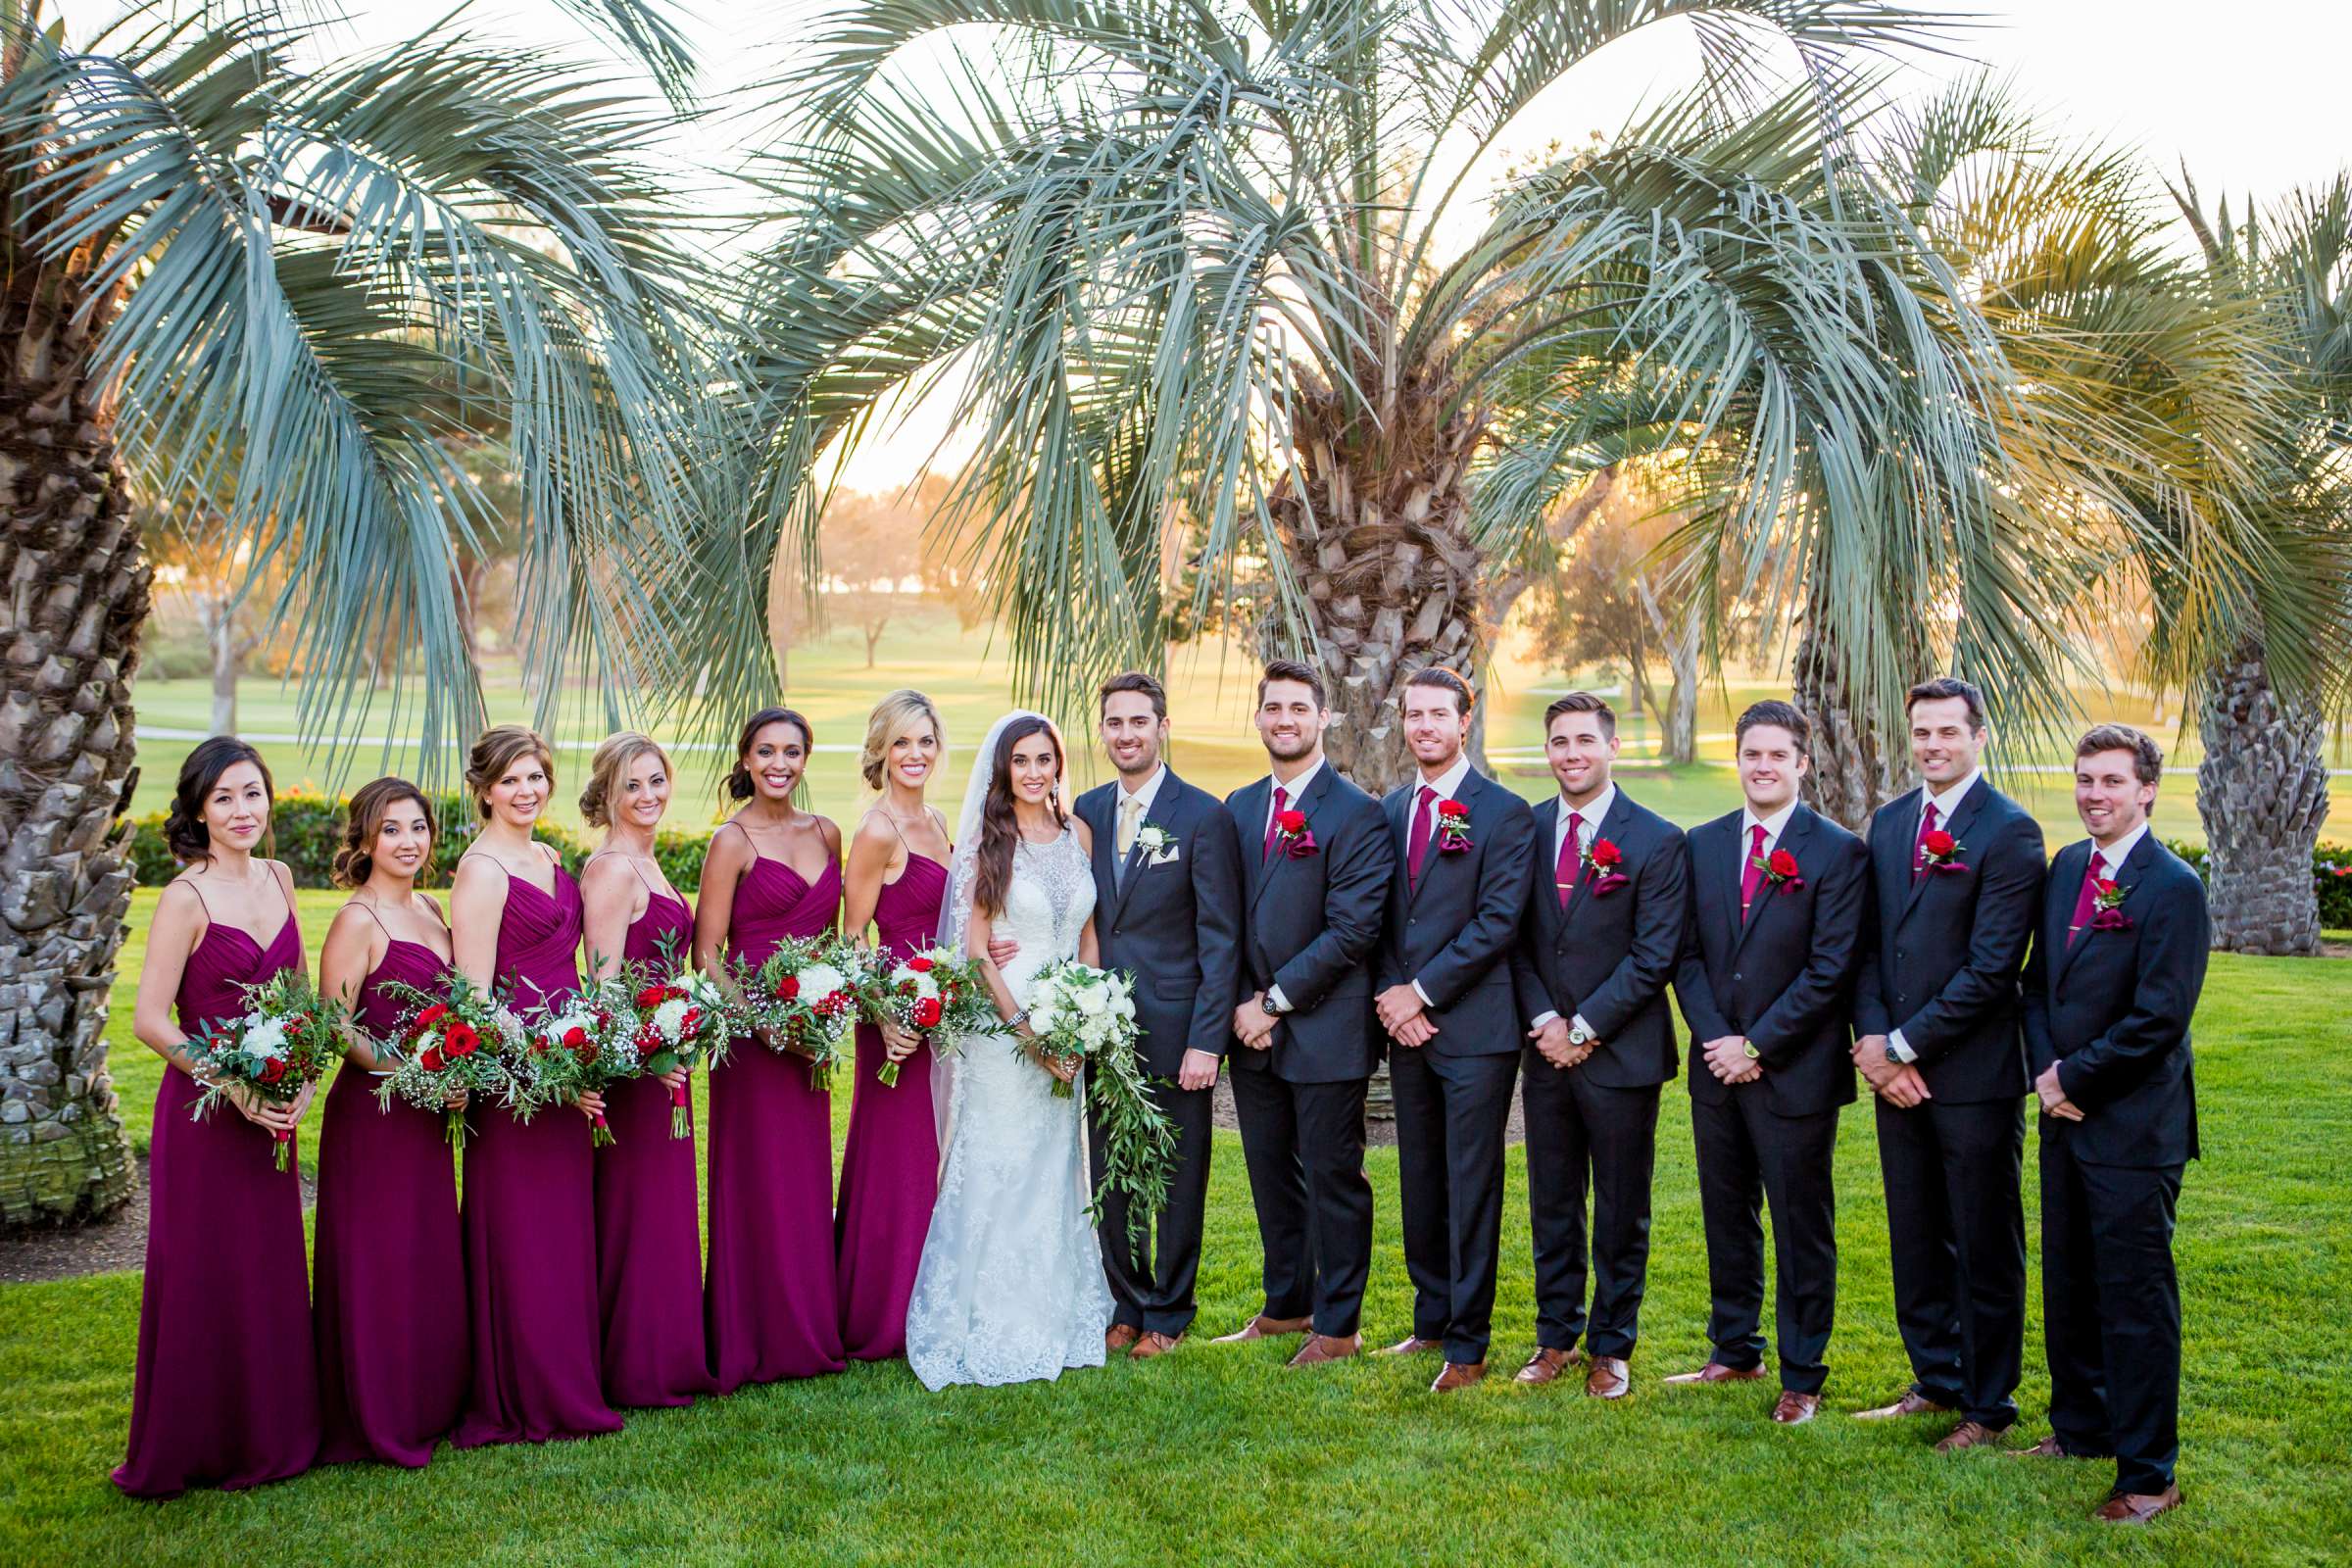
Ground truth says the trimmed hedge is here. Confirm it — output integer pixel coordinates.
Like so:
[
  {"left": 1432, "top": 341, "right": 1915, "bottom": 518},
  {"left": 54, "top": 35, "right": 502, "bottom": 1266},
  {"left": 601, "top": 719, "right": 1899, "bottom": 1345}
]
[{"left": 127, "top": 790, "right": 712, "bottom": 894}]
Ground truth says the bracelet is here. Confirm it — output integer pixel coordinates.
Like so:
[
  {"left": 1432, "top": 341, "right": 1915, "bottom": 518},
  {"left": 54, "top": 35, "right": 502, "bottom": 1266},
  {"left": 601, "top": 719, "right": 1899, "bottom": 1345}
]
[{"left": 1004, "top": 1009, "right": 1028, "bottom": 1032}]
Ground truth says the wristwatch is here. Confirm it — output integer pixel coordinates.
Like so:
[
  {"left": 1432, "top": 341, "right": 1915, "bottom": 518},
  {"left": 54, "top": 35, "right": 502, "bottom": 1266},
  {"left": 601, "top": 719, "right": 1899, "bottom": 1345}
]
[
  {"left": 1567, "top": 1021, "right": 1596, "bottom": 1049},
  {"left": 1742, "top": 1043, "right": 1759, "bottom": 1060},
  {"left": 1262, "top": 991, "right": 1290, "bottom": 1015},
  {"left": 1882, "top": 1041, "right": 1902, "bottom": 1066}
]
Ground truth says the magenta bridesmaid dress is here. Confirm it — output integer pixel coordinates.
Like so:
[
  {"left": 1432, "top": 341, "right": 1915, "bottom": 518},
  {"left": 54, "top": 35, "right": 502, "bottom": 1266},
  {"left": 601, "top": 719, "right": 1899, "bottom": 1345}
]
[
  {"left": 706, "top": 853, "right": 848, "bottom": 1390},
  {"left": 114, "top": 887, "right": 319, "bottom": 1498},
  {"left": 313, "top": 907, "right": 467, "bottom": 1467},
  {"left": 592, "top": 863, "right": 716, "bottom": 1406},
  {"left": 452, "top": 858, "right": 621, "bottom": 1446},
  {"left": 835, "top": 850, "right": 949, "bottom": 1359}
]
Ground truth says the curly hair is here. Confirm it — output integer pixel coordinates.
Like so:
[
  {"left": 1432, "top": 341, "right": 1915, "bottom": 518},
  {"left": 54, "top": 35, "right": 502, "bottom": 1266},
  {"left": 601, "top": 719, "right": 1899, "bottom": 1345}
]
[
  {"left": 164, "top": 736, "right": 274, "bottom": 863},
  {"left": 725, "top": 707, "right": 812, "bottom": 801},
  {"left": 580, "top": 732, "right": 673, "bottom": 828},
  {"left": 858, "top": 691, "right": 944, "bottom": 791},
  {"left": 466, "top": 724, "right": 555, "bottom": 821},
  {"left": 332, "top": 778, "right": 435, "bottom": 888},
  {"left": 973, "top": 715, "right": 1065, "bottom": 917}
]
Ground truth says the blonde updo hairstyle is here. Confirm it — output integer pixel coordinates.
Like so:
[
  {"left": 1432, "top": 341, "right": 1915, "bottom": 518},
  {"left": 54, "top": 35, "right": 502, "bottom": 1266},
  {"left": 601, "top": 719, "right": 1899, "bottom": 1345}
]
[
  {"left": 580, "top": 731, "right": 674, "bottom": 829},
  {"left": 859, "top": 689, "right": 947, "bottom": 791},
  {"left": 466, "top": 723, "right": 556, "bottom": 821}
]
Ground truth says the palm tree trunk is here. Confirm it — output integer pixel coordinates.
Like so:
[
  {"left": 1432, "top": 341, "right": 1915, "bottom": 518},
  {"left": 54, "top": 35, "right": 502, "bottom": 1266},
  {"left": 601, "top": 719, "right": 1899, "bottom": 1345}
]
[
  {"left": 1792, "top": 615, "right": 1911, "bottom": 831},
  {"left": 2197, "top": 641, "right": 2328, "bottom": 956},
  {"left": 0, "top": 240, "right": 143, "bottom": 1224}
]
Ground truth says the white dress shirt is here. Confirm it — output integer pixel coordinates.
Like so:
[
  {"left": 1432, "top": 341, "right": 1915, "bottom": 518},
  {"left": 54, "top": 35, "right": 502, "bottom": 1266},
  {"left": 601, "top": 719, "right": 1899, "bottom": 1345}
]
[
  {"left": 1111, "top": 762, "right": 1169, "bottom": 855},
  {"left": 1886, "top": 771, "right": 1982, "bottom": 1062},
  {"left": 1529, "top": 783, "right": 1618, "bottom": 1034},
  {"left": 1260, "top": 757, "right": 1326, "bottom": 1015},
  {"left": 2082, "top": 821, "right": 2151, "bottom": 889},
  {"left": 1740, "top": 799, "right": 1798, "bottom": 864},
  {"left": 1402, "top": 754, "right": 1476, "bottom": 1008}
]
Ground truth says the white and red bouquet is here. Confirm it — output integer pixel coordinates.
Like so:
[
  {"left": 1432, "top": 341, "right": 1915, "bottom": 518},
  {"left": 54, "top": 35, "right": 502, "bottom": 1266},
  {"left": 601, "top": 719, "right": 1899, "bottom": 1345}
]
[
  {"left": 593, "top": 962, "right": 733, "bottom": 1136},
  {"left": 374, "top": 970, "right": 521, "bottom": 1149},
  {"left": 856, "top": 945, "right": 990, "bottom": 1086},
  {"left": 514, "top": 999, "right": 634, "bottom": 1146},
  {"left": 735, "top": 937, "right": 864, "bottom": 1091},
  {"left": 183, "top": 970, "right": 348, "bottom": 1170}
]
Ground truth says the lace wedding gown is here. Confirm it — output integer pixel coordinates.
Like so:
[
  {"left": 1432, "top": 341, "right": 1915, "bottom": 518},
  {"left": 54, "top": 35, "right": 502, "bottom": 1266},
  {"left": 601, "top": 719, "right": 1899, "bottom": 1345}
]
[{"left": 906, "top": 827, "right": 1114, "bottom": 1390}]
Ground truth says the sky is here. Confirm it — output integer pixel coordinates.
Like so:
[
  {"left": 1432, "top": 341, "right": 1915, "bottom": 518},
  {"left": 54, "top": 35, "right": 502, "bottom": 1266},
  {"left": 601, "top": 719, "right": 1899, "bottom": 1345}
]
[{"left": 308, "top": 0, "right": 2351, "bottom": 487}]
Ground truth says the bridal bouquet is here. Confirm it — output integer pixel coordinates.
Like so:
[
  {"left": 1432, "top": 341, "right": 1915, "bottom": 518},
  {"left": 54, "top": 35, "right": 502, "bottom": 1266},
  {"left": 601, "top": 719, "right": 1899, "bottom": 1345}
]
[
  {"left": 514, "top": 998, "right": 635, "bottom": 1146},
  {"left": 373, "top": 971, "right": 521, "bottom": 1149},
  {"left": 734, "top": 938, "right": 864, "bottom": 1091},
  {"left": 590, "top": 959, "right": 733, "bottom": 1137},
  {"left": 182, "top": 970, "right": 348, "bottom": 1170},
  {"left": 1019, "top": 959, "right": 1176, "bottom": 1244},
  {"left": 856, "top": 945, "right": 990, "bottom": 1086}
]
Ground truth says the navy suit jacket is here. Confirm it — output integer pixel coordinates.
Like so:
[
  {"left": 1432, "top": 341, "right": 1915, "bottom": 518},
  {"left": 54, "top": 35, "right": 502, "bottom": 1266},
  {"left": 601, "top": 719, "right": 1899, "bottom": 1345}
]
[
  {"left": 1376, "top": 767, "right": 1536, "bottom": 1057},
  {"left": 1853, "top": 777, "right": 2045, "bottom": 1102},
  {"left": 1074, "top": 768, "right": 1245, "bottom": 1077},
  {"left": 1673, "top": 804, "right": 1868, "bottom": 1118},
  {"left": 2022, "top": 833, "right": 2205, "bottom": 1167},
  {"left": 1226, "top": 764, "right": 1395, "bottom": 1084},
  {"left": 1509, "top": 788, "right": 1689, "bottom": 1088}
]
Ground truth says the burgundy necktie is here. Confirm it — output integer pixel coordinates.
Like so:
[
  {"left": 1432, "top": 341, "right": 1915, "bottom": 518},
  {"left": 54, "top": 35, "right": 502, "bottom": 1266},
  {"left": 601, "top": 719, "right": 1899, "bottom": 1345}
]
[
  {"left": 1407, "top": 784, "right": 1437, "bottom": 886},
  {"left": 1912, "top": 801, "right": 1939, "bottom": 876},
  {"left": 1556, "top": 810, "right": 1584, "bottom": 910},
  {"left": 1262, "top": 784, "right": 1288, "bottom": 864},
  {"left": 2067, "top": 850, "right": 2106, "bottom": 938},
  {"left": 1740, "top": 822, "right": 1767, "bottom": 916}
]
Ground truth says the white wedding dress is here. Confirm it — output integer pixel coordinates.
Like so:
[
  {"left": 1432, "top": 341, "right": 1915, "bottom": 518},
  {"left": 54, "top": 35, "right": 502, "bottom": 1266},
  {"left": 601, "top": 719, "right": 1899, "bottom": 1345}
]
[{"left": 906, "top": 824, "right": 1114, "bottom": 1390}]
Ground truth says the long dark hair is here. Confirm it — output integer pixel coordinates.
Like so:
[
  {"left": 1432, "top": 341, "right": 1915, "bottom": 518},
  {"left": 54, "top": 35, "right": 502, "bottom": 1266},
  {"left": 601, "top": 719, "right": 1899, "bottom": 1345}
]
[
  {"left": 725, "top": 706, "right": 812, "bottom": 801},
  {"left": 973, "top": 715, "right": 1065, "bottom": 917},
  {"left": 164, "top": 737, "right": 274, "bottom": 863},
  {"left": 333, "top": 777, "right": 435, "bottom": 889}
]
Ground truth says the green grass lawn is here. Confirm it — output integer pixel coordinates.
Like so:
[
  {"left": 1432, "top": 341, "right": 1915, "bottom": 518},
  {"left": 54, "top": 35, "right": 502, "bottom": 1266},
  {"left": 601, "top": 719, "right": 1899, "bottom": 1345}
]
[
  {"left": 4, "top": 899, "right": 2348, "bottom": 1563},
  {"left": 124, "top": 608, "right": 2349, "bottom": 849}
]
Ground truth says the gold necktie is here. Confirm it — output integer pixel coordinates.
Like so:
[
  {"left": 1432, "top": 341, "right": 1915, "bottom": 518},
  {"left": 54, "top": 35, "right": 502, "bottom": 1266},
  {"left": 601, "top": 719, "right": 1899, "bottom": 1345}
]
[{"left": 1118, "top": 794, "right": 1143, "bottom": 858}]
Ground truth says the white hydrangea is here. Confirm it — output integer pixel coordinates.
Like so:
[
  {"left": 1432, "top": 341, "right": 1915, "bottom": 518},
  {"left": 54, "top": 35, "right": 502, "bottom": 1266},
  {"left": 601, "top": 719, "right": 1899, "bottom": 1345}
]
[{"left": 242, "top": 1015, "right": 288, "bottom": 1060}]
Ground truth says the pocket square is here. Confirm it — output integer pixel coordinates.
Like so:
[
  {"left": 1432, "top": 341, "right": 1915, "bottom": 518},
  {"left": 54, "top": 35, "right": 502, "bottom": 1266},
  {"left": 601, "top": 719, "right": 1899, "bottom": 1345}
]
[{"left": 1149, "top": 844, "right": 1182, "bottom": 866}]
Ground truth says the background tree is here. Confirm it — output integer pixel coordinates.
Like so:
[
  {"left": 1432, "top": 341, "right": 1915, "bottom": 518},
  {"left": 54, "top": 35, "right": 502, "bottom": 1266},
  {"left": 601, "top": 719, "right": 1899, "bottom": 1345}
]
[
  {"left": 0, "top": 0, "right": 719, "bottom": 1224},
  {"left": 821, "top": 485, "right": 934, "bottom": 667}
]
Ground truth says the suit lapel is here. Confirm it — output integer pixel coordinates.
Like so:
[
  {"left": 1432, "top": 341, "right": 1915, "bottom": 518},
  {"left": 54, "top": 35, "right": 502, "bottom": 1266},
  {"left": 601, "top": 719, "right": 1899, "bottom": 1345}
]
[
  {"left": 2051, "top": 839, "right": 2096, "bottom": 988},
  {"left": 1408, "top": 770, "right": 1478, "bottom": 908},
  {"left": 1896, "top": 777, "right": 1988, "bottom": 928},
  {"left": 1105, "top": 770, "right": 1177, "bottom": 924},
  {"left": 2061, "top": 831, "right": 2156, "bottom": 984},
  {"left": 1565, "top": 788, "right": 1638, "bottom": 937},
  {"left": 1251, "top": 765, "right": 1333, "bottom": 914},
  {"left": 1735, "top": 807, "right": 1810, "bottom": 957},
  {"left": 1086, "top": 789, "right": 1118, "bottom": 902}
]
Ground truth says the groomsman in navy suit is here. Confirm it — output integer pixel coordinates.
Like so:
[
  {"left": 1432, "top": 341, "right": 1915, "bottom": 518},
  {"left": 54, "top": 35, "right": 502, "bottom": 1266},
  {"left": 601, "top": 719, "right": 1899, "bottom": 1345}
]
[
  {"left": 2018, "top": 725, "right": 2206, "bottom": 1525},
  {"left": 1669, "top": 700, "right": 1868, "bottom": 1423},
  {"left": 1073, "top": 672, "right": 1245, "bottom": 1360},
  {"left": 1216, "top": 660, "right": 1396, "bottom": 1367},
  {"left": 1371, "top": 668, "right": 1536, "bottom": 1393},
  {"left": 1507, "top": 691, "right": 1689, "bottom": 1398},
  {"left": 1850, "top": 678, "right": 2044, "bottom": 1449}
]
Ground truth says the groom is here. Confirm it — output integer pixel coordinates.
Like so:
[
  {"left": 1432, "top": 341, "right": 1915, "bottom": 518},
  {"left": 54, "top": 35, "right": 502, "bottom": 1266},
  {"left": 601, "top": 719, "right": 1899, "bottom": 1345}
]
[
  {"left": 1072, "top": 671, "right": 1245, "bottom": 1359},
  {"left": 1217, "top": 659, "right": 1395, "bottom": 1366}
]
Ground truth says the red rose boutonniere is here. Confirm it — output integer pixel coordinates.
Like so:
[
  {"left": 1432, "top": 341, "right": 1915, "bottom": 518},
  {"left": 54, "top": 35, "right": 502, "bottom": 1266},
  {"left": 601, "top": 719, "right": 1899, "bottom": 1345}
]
[
  {"left": 2089, "top": 878, "right": 2132, "bottom": 931},
  {"left": 1918, "top": 828, "right": 1969, "bottom": 875},
  {"left": 1753, "top": 846, "right": 1805, "bottom": 895},
  {"left": 1583, "top": 836, "right": 1632, "bottom": 896},
  {"left": 1434, "top": 798, "right": 1473, "bottom": 854},
  {"left": 1275, "top": 808, "right": 1317, "bottom": 858}
]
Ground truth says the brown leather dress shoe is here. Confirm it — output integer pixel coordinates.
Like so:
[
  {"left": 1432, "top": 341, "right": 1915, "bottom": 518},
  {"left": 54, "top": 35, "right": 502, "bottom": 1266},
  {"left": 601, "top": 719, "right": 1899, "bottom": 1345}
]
[
  {"left": 1210, "top": 1314, "right": 1311, "bottom": 1344},
  {"left": 1853, "top": 1389, "right": 1955, "bottom": 1421},
  {"left": 1286, "top": 1333, "right": 1362, "bottom": 1367},
  {"left": 1662, "top": 1362, "right": 1766, "bottom": 1386},
  {"left": 2093, "top": 1485, "right": 2182, "bottom": 1524},
  {"left": 1430, "top": 1360, "right": 1488, "bottom": 1393},
  {"left": 1585, "top": 1356, "right": 1631, "bottom": 1399},
  {"left": 1933, "top": 1420, "right": 2000, "bottom": 1453},
  {"left": 1105, "top": 1324, "right": 1142, "bottom": 1353},
  {"left": 1513, "top": 1347, "right": 1585, "bottom": 1385},
  {"left": 1129, "top": 1330, "right": 1184, "bottom": 1360},
  {"left": 1769, "top": 1390, "right": 1820, "bottom": 1425},
  {"left": 1379, "top": 1335, "right": 1445, "bottom": 1357}
]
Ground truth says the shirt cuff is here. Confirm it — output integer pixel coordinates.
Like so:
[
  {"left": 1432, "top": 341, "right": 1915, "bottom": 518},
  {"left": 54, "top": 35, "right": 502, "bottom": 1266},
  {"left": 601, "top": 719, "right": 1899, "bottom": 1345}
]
[
  {"left": 1530, "top": 1010, "right": 1561, "bottom": 1029},
  {"left": 1266, "top": 984, "right": 1291, "bottom": 1014},
  {"left": 1572, "top": 1013, "right": 1594, "bottom": 1039},
  {"left": 1411, "top": 980, "right": 1432, "bottom": 1009},
  {"left": 1887, "top": 1028, "right": 1918, "bottom": 1063}
]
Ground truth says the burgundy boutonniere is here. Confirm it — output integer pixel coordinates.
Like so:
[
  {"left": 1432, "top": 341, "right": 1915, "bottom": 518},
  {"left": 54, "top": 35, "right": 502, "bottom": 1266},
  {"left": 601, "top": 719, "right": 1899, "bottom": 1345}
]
[
  {"left": 1754, "top": 846, "right": 1805, "bottom": 895},
  {"left": 1583, "top": 837, "right": 1631, "bottom": 896},
  {"left": 2089, "top": 878, "right": 2132, "bottom": 931},
  {"left": 1434, "top": 798, "right": 1473, "bottom": 854},
  {"left": 1274, "top": 808, "right": 1317, "bottom": 858},
  {"left": 1917, "top": 828, "right": 1969, "bottom": 875}
]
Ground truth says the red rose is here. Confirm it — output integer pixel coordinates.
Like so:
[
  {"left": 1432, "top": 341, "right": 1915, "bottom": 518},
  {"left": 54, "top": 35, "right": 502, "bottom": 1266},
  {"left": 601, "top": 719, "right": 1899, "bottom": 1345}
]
[
  {"left": 1276, "top": 809, "right": 1308, "bottom": 834},
  {"left": 1922, "top": 829, "right": 1956, "bottom": 857},
  {"left": 258, "top": 1057, "right": 288, "bottom": 1085},
  {"left": 775, "top": 975, "right": 801, "bottom": 1001},
  {"left": 1437, "top": 799, "right": 1469, "bottom": 819},
  {"left": 906, "top": 956, "right": 934, "bottom": 973},
  {"left": 680, "top": 1007, "right": 702, "bottom": 1037},
  {"left": 1769, "top": 849, "right": 1800, "bottom": 878},
  {"left": 419, "top": 1045, "right": 445, "bottom": 1072},
  {"left": 563, "top": 1025, "right": 588, "bottom": 1051},
  {"left": 412, "top": 1003, "right": 449, "bottom": 1039},
  {"left": 444, "top": 1022, "right": 479, "bottom": 1057},
  {"left": 2093, "top": 878, "right": 2118, "bottom": 897},
  {"left": 638, "top": 984, "right": 666, "bottom": 1007},
  {"left": 914, "top": 997, "right": 943, "bottom": 1028},
  {"left": 1591, "top": 838, "right": 1623, "bottom": 868}
]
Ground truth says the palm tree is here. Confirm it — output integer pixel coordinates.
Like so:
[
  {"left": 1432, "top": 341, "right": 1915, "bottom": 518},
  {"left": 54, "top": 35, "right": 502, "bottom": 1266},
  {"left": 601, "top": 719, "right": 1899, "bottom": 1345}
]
[
  {"left": 2173, "top": 173, "right": 2352, "bottom": 955},
  {"left": 705, "top": 0, "right": 2078, "bottom": 796},
  {"left": 0, "top": 1, "right": 720, "bottom": 1224}
]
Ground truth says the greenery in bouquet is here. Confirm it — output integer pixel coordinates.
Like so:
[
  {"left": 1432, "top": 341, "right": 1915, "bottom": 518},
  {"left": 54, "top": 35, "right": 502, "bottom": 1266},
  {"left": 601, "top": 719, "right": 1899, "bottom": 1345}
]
[
  {"left": 733, "top": 937, "right": 865, "bottom": 1091},
  {"left": 372, "top": 969, "right": 522, "bottom": 1149},
  {"left": 1020, "top": 959, "right": 1176, "bottom": 1245},
  {"left": 182, "top": 969, "right": 348, "bottom": 1170},
  {"left": 856, "top": 945, "right": 991, "bottom": 1086}
]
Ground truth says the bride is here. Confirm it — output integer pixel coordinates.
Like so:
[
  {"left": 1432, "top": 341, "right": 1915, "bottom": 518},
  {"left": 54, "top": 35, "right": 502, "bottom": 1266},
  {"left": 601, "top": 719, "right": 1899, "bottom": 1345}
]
[{"left": 906, "top": 711, "right": 1114, "bottom": 1389}]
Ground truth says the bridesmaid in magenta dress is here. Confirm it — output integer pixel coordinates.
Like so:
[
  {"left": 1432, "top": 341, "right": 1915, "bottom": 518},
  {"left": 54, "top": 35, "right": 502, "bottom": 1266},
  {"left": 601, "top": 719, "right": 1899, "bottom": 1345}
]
[
  {"left": 117, "top": 738, "right": 319, "bottom": 1497},
  {"left": 578, "top": 732, "right": 715, "bottom": 1407},
  {"left": 447, "top": 725, "right": 620, "bottom": 1446},
  {"left": 312, "top": 778, "right": 467, "bottom": 1466},
  {"left": 837, "top": 690, "right": 954, "bottom": 1359},
  {"left": 696, "top": 706, "right": 849, "bottom": 1390}
]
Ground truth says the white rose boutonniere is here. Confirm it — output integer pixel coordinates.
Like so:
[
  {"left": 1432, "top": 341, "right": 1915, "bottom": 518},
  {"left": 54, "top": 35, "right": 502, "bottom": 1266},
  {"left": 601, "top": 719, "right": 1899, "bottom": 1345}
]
[{"left": 1135, "top": 821, "right": 1179, "bottom": 865}]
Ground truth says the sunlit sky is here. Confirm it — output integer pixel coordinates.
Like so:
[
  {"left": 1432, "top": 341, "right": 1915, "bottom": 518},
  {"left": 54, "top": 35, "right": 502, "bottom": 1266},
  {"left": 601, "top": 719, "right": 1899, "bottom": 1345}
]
[{"left": 309, "top": 0, "right": 2349, "bottom": 488}]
